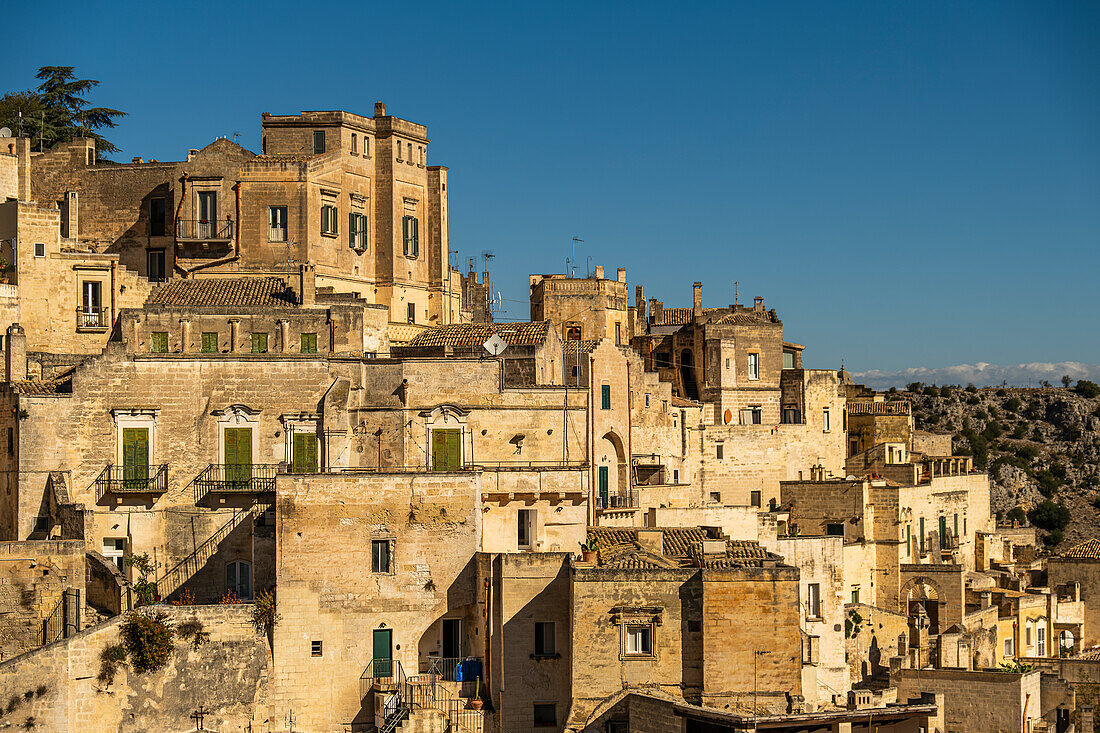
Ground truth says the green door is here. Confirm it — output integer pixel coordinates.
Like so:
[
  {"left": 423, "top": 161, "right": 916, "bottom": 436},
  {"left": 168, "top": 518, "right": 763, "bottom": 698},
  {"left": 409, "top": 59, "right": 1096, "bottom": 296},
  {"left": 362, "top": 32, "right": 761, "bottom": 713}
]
[
  {"left": 598, "top": 466, "right": 610, "bottom": 508},
  {"left": 292, "top": 433, "right": 318, "bottom": 473},
  {"left": 224, "top": 428, "right": 252, "bottom": 487},
  {"left": 372, "top": 628, "right": 393, "bottom": 678},
  {"left": 431, "top": 429, "right": 461, "bottom": 471},
  {"left": 122, "top": 428, "right": 149, "bottom": 489}
]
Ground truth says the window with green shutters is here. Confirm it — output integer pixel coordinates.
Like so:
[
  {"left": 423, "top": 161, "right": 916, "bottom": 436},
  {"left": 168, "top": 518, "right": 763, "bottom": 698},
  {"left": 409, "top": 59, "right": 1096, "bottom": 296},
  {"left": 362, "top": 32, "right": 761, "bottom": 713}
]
[
  {"left": 919, "top": 517, "right": 925, "bottom": 554},
  {"left": 601, "top": 384, "right": 611, "bottom": 410},
  {"left": 201, "top": 332, "right": 219, "bottom": 353},
  {"left": 431, "top": 429, "right": 461, "bottom": 470},
  {"left": 301, "top": 333, "right": 317, "bottom": 353},
  {"left": 348, "top": 212, "right": 368, "bottom": 250},
  {"left": 939, "top": 516, "right": 948, "bottom": 549},
  {"left": 402, "top": 215, "right": 419, "bottom": 257},
  {"left": 151, "top": 332, "right": 168, "bottom": 353},
  {"left": 321, "top": 204, "right": 338, "bottom": 236},
  {"left": 292, "top": 433, "right": 318, "bottom": 473},
  {"left": 251, "top": 333, "right": 268, "bottom": 353},
  {"left": 223, "top": 427, "right": 252, "bottom": 486},
  {"left": 122, "top": 428, "right": 149, "bottom": 487},
  {"left": 313, "top": 130, "right": 325, "bottom": 154}
]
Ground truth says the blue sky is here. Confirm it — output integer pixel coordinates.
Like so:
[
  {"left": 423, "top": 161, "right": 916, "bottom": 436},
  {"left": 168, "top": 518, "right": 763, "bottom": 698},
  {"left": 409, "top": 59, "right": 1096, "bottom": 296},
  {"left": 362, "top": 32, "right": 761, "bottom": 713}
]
[{"left": 3, "top": 1, "right": 1098, "bottom": 381}]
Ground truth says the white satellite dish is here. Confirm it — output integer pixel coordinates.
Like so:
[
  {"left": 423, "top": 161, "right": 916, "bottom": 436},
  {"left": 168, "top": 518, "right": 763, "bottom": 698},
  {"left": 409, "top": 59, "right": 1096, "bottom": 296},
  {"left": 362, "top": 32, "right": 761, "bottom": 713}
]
[
  {"left": 0, "top": 128, "right": 11, "bottom": 138},
  {"left": 483, "top": 333, "right": 507, "bottom": 357}
]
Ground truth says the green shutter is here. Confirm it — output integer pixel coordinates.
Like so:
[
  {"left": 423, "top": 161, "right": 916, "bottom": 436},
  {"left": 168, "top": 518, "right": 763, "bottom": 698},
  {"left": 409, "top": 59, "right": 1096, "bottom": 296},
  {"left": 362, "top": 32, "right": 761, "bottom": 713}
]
[
  {"left": 402, "top": 215, "right": 410, "bottom": 255},
  {"left": 412, "top": 217, "right": 419, "bottom": 257},
  {"left": 919, "top": 517, "right": 925, "bottom": 553},
  {"left": 122, "top": 428, "right": 149, "bottom": 485},
  {"left": 224, "top": 428, "right": 252, "bottom": 486},
  {"left": 601, "top": 384, "right": 611, "bottom": 410},
  {"left": 432, "top": 429, "right": 461, "bottom": 470},
  {"left": 201, "top": 332, "right": 218, "bottom": 353},
  {"left": 598, "top": 466, "right": 609, "bottom": 506},
  {"left": 349, "top": 212, "right": 356, "bottom": 246},
  {"left": 292, "top": 433, "right": 318, "bottom": 473},
  {"left": 252, "top": 333, "right": 268, "bottom": 353},
  {"left": 151, "top": 332, "right": 168, "bottom": 353},
  {"left": 301, "top": 333, "right": 317, "bottom": 353}
]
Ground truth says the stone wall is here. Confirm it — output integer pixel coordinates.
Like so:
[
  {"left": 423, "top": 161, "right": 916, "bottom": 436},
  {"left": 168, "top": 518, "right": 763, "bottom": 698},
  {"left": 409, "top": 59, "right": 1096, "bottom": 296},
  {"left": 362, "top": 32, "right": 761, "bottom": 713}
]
[
  {"left": 1049, "top": 557, "right": 1100, "bottom": 647},
  {"left": 0, "top": 540, "right": 85, "bottom": 660},
  {"left": 893, "top": 667, "right": 1041, "bottom": 733}
]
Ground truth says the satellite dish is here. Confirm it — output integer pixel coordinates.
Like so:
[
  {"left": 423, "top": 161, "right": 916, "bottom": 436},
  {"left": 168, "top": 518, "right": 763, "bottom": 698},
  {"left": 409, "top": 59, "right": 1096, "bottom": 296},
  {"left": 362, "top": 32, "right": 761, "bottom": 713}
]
[
  {"left": 0, "top": 128, "right": 11, "bottom": 138},
  {"left": 483, "top": 333, "right": 507, "bottom": 357}
]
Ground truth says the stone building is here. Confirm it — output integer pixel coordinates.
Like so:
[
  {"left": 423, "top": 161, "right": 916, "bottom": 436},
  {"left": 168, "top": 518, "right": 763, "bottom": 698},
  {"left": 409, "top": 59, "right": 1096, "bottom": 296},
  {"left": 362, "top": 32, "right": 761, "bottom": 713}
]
[{"left": 529, "top": 265, "right": 638, "bottom": 344}]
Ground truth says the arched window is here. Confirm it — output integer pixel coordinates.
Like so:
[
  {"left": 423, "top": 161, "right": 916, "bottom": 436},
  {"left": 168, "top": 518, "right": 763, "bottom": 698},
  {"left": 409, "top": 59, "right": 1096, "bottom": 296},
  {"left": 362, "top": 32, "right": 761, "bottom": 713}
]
[{"left": 226, "top": 560, "right": 253, "bottom": 600}]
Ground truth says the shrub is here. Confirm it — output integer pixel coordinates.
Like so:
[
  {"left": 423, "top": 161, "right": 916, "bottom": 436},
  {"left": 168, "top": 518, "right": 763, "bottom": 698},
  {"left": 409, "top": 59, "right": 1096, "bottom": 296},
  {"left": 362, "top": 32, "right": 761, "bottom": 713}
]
[
  {"left": 1028, "top": 500, "right": 1071, "bottom": 532},
  {"left": 1076, "top": 380, "right": 1100, "bottom": 398},
  {"left": 98, "top": 643, "right": 127, "bottom": 685},
  {"left": 1015, "top": 445, "right": 1041, "bottom": 461},
  {"left": 1032, "top": 427, "right": 1045, "bottom": 443},
  {"left": 940, "top": 385, "right": 954, "bottom": 399},
  {"left": 1011, "top": 424, "right": 1028, "bottom": 440},
  {"left": 907, "top": 382, "right": 924, "bottom": 393},
  {"left": 923, "top": 385, "right": 940, "bottom": 397},
  {"left": 126, "top": 553, "right": 157, "bottom": 608},
  {"left": 175, "top": 619, "right": 209, "bottom": 650},
  {"left": 966, "top": 383, "right": 978, "bottom": 393},
  {"left": 218, "top": 589, "right": 243, "bottom": 605},
  {"left": 996, "top": 388, "right": 1008, "bottom": 397},
  {"left": 1043, "top": 530, "right": 1064, "bottom": 547},
  {"left": 120, "top": 610, "right": 174, "bottom": 674},
  {"left": 1005, "top": 397, "right": 1022, "bottom": 413},
  {"left": 170, "top": 588, "right": 196, "bottom": 606},
  {"left": 1006, "top": 507, "right": 1027, "bottom": 525},
  {"left": 251, "top": 589, "right": 281, "bottom": 637}
]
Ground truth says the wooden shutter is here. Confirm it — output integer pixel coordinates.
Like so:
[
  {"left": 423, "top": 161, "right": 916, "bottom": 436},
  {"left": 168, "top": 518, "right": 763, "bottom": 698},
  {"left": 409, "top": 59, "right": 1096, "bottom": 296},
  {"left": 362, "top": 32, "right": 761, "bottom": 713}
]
[
  {"left": 412, "top": 217, "right": 419, "bottom": 257},
  {"left": 224, "top": 428, "right": 252, "bottom": 484},
  {"left": 349, "top": 212, "right": 356, "bottom": 246},
  {"left": 432, "top": 429, "right": 460, "bottom": 470},
  {"left": 293, "top": 433, "right": 318, "bottom": 473},
  {"left": 402, "top": 215, "right": 411, "bottom": 255}
]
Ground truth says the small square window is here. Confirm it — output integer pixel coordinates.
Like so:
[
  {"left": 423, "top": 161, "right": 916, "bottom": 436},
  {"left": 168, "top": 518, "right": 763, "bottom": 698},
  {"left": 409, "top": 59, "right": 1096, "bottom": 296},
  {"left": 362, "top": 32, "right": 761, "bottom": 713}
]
[
  {"left": 534, "top": 622, "right": 556, "bottom": 656},
  {"left": 533, "top": 703, "right": 557, "bottom": 727},
  {"left": 716, "top": 443, "right": 724, "bottom": 460},
  {"left": 34, "top": 242, "right": 45, "bottom": 258},
  {"left": 201, "top": 332, "right": 218, "bottom": 353},
  {"left": 710, "top": 492, "right": 721, "bottom": 503},
  {"left": 251, "top": 333, "right": 269, "bottom": 353},
  {"left": 311, "top": 640, "right": 323, "bottom": 657},
  {"left": 371, "top": 539, "right": 391, "bottom": 573},
  {"left": 625, "top": 626, "right": 652, "bottom": 656},
  {"left": 150, "top": 332, "right": 169, "bottom": 353},
  {"left": 301, "top": 333, "right": 317, "bottom": 353},
  {"left": 851, "top": 588, "right": 860, "bottom": 604},
  {"left": 750, "top": 490, "right": 761, "bottom": 508}
]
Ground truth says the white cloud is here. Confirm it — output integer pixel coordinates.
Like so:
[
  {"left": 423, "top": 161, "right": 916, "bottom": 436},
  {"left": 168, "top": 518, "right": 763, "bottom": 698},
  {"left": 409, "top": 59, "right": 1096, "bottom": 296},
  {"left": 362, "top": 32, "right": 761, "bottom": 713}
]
[{"left": 851, "top": 362, "right": 1100, "bottom": 390}]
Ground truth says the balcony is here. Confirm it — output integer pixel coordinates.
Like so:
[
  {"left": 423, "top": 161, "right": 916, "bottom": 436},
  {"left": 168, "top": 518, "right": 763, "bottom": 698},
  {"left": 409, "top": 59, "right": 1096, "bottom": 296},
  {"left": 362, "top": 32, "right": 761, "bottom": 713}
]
[
  {"left": 419, "top": 656, "right": 484, "bottom": 683},
  {"left": 76, "top": 306, "right": 109, "bottom": 331},
  {"left": 94, "top": 464, "right": 168, "bottom": 505},
  {"left": 597, "top": 490, "right": 640, "bottom": 510},
  {"left": 193, "top": 464, "right": 278, "bottom": 505},
  {"left": 176, "top": 218, "right": 233, "bottom": 242}
]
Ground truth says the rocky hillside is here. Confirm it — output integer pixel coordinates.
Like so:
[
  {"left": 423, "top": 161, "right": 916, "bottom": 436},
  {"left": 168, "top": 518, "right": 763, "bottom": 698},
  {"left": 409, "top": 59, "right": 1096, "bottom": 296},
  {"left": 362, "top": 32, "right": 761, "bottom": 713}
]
[{"left": 896, "top": 381, "right": 1100, "bottom": 550}]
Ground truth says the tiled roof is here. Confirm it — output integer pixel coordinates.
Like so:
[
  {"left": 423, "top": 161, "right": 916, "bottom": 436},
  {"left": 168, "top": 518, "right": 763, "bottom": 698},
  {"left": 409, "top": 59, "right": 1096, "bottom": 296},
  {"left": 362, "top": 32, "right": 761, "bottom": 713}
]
[
  {"left": 563, "top": 339, "right": 600, "bottom": 354},
  {"left": 599, "top": 545, "right": 680, "bottom": 570},
  {"left": 148, "top": 278, "right": 298, "bottom": 308},
  {"left": 12, "top": 379, "right": 67, "bottom": 395},
  {"left": 1063, "top": 539, "right": 1100, "bottom": 560},
  {"left": 710, "top": 311, "right": 779, "bottom": 325},
  {"left": 407, "top": 321, "right": 552, "bottom": 348},
  {"left": 653, "top": 308, "right": 692, "bottom": 326},
  {"left": 587, "top": 527, "right": 776, "bottom": 569}
]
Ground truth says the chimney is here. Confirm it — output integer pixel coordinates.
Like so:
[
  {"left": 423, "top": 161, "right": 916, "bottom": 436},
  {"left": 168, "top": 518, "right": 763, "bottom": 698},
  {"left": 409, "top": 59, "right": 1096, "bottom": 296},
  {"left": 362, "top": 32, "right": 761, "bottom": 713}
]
[
  {"left": 594, "top": 265, "right": 604, "bottom": 280},
  {"left": 754, "top": 296, "right": 764, "bottom": 313},
  {"left": 692, "top": 282, "right": 703, "bottom": 318},
  {"left": 635, "top": 285, "right": 645, "bottom": 319},
  {"left": 616, "top": 267, "right": 626, "bottom": 283},
  {"left": 15, "top": 137, "right": 31, "bottom": 202},
  {"left": 374, "top": 101, "right": 386, "bottom": 117},
  {"left": 6, "top": 324, "right": 26, "bottom": 382},
  {"left": 62, "top": 191, "right": 78, "bottom": 240},
  {"left": 651, "top": 299, "right": 663, "bottom": 324},
  {"left": 299, "top": 263, "right": 316, "bottom": 306}
]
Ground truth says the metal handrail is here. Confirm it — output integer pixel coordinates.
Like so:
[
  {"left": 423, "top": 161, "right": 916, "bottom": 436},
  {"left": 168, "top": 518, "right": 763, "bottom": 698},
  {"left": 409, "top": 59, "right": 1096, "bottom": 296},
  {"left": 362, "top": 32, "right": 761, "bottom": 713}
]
[
  {"left": 42, "top": 594, "right": 64, "bottom": 646},
  {"left": 597, "top": 490, "right": 640, "bottom": 510},
  {"left": 193, "top": 464, "right": 279, "bottom": 504},
  {"left": 420, "top": 656, "right": 484, "bottom": 682},
  {"left": 76, "top": 306, "right": 109, "bottom": 329},
  {"left": 176, "top": 218, "right": 234, "bottom": 240},
  {"left": 94, "top": 464, "right": 168, "bottom": 503}
]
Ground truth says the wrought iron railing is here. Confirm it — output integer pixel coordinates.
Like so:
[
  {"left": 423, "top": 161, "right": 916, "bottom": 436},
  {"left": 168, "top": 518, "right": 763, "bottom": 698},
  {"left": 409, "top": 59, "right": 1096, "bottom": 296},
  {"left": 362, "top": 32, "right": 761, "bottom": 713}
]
[
  {"left": 420, "top": 656, "right": 484, "bottom": 683},
  {"left": 193, "top": 464, "right": 278, "bottom": 504},
  {"left": 177, "top": 218, "right": 234, "bottom": 240},
  {"left": 42, "top": 594, "right": 64, "bottom": 646},
  {"left": 94, "top": 464, "right": 168, "bottom": 503},
  {"left": 597, "top": 490, "right": 640, "bottom": 509},
  {"left": 362, "top": 660, "right": 485, "bottom": 733},
  {"left": 76, "top": 306, "right": 109, "bottom": 329},
  {"left": 360, "top": 659, "right": 405, "bottom": 702},
  {"left": 268, "top": 226, "right": 287, "bottom": 242}
]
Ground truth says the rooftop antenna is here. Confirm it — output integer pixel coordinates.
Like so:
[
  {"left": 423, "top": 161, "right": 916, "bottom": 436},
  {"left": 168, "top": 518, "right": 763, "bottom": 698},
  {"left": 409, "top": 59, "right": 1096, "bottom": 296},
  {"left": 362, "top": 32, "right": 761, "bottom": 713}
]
[
  {"left": 481, "top": 249, "right": 495, "bottom": 273},
  {"left": 733, "top": 281, "right": 740, "bottom": 306},
  {"left": 233, "top": 131, "right": 241, "bottom": 144},
  {"left": 571, "top": 237, "right": 584, "bottom": 278}
]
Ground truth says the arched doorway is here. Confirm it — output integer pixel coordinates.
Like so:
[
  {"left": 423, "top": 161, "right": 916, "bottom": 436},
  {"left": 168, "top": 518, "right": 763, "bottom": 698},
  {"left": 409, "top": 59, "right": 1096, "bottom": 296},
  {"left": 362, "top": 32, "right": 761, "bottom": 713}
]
[
  {"left": 595, "top": 431, "right": 628, "bottom": 508},
  {"left": 901, "top": 577, "right": 942, "bottom": 633}
]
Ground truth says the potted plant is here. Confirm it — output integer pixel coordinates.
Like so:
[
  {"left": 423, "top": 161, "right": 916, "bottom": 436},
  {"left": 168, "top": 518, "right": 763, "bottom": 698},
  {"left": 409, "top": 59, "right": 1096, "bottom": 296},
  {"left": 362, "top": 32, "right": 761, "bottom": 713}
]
[
  {"left": 466, "top": 677, "right": 484, "bottom": 710},
  {"left": 0, "top": 255, "right": 10, "bottom": 284},
  {"left": 579, "top": 538, "right": 598, "bottom": 563}
]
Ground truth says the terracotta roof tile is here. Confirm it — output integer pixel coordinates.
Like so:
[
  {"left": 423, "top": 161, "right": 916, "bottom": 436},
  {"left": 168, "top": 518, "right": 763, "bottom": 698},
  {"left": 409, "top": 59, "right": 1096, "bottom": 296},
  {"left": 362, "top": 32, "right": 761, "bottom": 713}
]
[
  {"left": 12, "top": 379, "right": 66, "bottom": 395},
  {"left": 653, "top": 308, "right": 692, "bottom": 326},
  {"left": 1063, "top": 539, "right": 1100, "bottom": 560},
  {"left": 147, "top": 278, "right": 298, "bottom": 308},
  {"left": 586, "top": 527, "right": 776, "bottom": 568},
  {"left": 407, "top": 321, "right": 552, "bottom": 348}
]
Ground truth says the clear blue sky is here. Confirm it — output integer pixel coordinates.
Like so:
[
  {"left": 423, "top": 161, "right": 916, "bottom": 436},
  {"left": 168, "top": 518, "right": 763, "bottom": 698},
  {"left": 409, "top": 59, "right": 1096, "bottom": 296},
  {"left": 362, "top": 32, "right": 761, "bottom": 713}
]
[{"left": 3, "top": 1, "right": 1098, "bottom": 377}]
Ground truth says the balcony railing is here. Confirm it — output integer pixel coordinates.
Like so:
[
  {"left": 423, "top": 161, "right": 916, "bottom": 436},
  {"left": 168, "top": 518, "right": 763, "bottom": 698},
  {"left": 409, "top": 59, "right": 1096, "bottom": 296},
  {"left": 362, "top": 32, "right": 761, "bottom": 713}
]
[
  {"left": 177, "top": 218, "right": 234, "bottom": 241},
  {"left": 193, "top": 464, "right": 278, "bottom": 504},
  {"left": 419, "top": 656, "right": 484, "bottom": 683},
  {"left": 95, "top": 464, "right": 168, "bottom": 504},
  {"left": 268, "top": 226, "right": 287, "bottom": 242},
  {"left": 76, "top": 306, "right": 109, "bottom": 330},
  {"left": 597, "top": 490, "right": 640, "bottom": 510}
]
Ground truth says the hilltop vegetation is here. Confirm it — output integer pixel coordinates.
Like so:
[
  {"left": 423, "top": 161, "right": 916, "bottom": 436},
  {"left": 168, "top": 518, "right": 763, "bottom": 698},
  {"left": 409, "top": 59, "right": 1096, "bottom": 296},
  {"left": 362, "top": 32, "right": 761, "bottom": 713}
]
[{"left": 894, "top": 380, "right": 1100, "bottom": 550}]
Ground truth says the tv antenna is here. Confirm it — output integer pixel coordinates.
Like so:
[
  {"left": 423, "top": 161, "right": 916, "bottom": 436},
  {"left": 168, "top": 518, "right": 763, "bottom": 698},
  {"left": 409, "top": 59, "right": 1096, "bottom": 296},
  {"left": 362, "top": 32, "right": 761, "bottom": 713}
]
[
  {"left": 480, "top": 249, "right": 495, "bottom": 272},
  {"left": 733, "top": 281, "right": 740, "bottom": 306},
  {"left": 571, "top": 236, "right": 584, "bottom": 278}
]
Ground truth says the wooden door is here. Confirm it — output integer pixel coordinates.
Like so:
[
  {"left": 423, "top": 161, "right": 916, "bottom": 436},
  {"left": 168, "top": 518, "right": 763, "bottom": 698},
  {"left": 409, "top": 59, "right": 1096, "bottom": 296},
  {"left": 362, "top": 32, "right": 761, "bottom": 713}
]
[{"left": 224, "top": 428, "right": 252, "bottom": 486}]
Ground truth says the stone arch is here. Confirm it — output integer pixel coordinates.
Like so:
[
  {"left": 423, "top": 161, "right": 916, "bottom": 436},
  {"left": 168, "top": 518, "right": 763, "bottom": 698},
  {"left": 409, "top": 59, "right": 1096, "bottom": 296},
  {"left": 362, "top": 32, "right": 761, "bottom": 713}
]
[
  {"left": 900, "top": 576, "right": 944, "bottom": 632},
  {"left": 595, "top": 430, "right": 628, "bottom": 505}
]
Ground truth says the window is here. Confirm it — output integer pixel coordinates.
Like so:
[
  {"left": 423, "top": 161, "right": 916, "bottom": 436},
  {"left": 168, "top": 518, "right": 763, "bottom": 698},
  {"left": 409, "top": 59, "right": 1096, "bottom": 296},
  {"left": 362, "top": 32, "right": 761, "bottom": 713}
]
[
  {"left": 601, "top": 384, "right": 611, "bottom": 410},
  {"left": 851, "top": 588, "right": 860, "bottom": 604},
  {"left": 654, "top": 351, "right": 671, "bottom": 369},
  {"left": 150, "top": 332, "right": 168, "bottom": 353},
  {"left": 407, "top": 302, "right": 416, "bottom": 324},
  {"left": 710, "top": 492, "right": 721, "bottom": 503},
  {"left": 748, "top": 352, "right": 760, "bottom": 380},
  {"left": 149, "top": 197, "right": 166, "bottom": 236},
  {"left": 906, "top": 525, "right": 912, "bottom": 557},
  {"left": 349, "top": 212, "right": 368, "bottom": 250},
  {"left": 402, "top": 215, "right": 420, "bottom": 257},
  {"left": 1004, "top": 638, "right": 1014, "bottom": 657},
  {"left": 251, "top": 333, "right": 268, "bottom": 353},
  {"left": 822, "top": 408, "right": 831, "bottom": 432},
  {"left": 644, "top": 394, "right": 650, "bottom": 407},
  {"left": 34, "top": 242, "right": 45, "bottom": 258},
  {"left": 739, "top": 407, "right": 763, "bottom": 425},
  {"left": 1037, "top": 625, "right": 1046, "bottom": 656},
  {"left": 269, "top": 206, "right": 288, "bottom": 242},
  {"left": 803, "top": 633, "right": 819, "bottom": 665},
  {"left": 363, "top": 137, "right": 370, "bottom": 156},
  {"left": 533, "top": 703, "right": 557, "bottom": 727},
  {"left": 197, "top": 191, "right": 217, "bottom": 237},
  {"left": 570, "top": 365, "right": 579, "bottom": 380},
  {"left": 301, "top": 333, "right": 317, "bottom": 353},
  {"left": 313, "top": 130, "right": 325, "bottom": 154},
  {"left": 321, "top": 203, "right": 338, "bottom": 236},
  {"left": 201, "top": 332, "right": 218, "bottom": 353},
  {"left": 564, "top": 325, "right": 582, "bottom": 341},
  {"left": 431, "top": 429, "right": 461, "bottom": 471},
  {"left": 625, "top": 626, "right": 652, "bottom": 655},
  {"left": 103, "top": 538, "right": 126, "bottom": 573},
  {"left": 351, "top": 133, "right": 357, "bottom": 154},
  {"left": 7, "top": 427, "right": 12, "bottom": 456},
  {"left": 716, "top": 442, "right": 724, "bottom": 460},
  {"left": 396, "top": 141, "right": 403, "bottom": 161},
  {"left": 534, "top": 622, "right": 556, "bottom": 656},
  {"left": 953, "top": 513, "right": 959, "bottom": 538},
  {"left": 518, "top": 509, "right": 534, "bottom": 549},
  {"left": 783, "top": 351, "right": 794, "bottom": 369},
  {"left": 1026, "top": 624, "right": 1033, "bottom": 646},
  {"left": 782, "top": 408, "right": 800, "bottom": 424},
  {"left": 226, "top": 560, "right": 252, "bottom": 599},
  {"left": 826, "top": 523, "right": 845, "bottom": 536},
  {"left": 311, "top": 640, "right": 323, "bottom": 657},
  {"left": 371, "top": 539, "right": 391, "bottom": 573},
  {"left": 806, "top": 583, "right": 821, "bottom": 618},
  {"left": 672, "top": 469, "right": 679, "bottom": 484},
  {"left": 614, "top": 323, "right": 621, "bottom": 345},
  {"left": 750, "top": 490, "right": 761, "bottom": 508},
  {"left": 939, "top": 516, "right": 948, "bottom": 549},
  {"left": 919, "top": 518, "right": 926, "bottom": 553},
  {"left": 147, "top": 249, "right": 166, "bottom": 281},
  {"left": 725, "top": 358, "right": 730, "bottom": 369},
  {"left": 81, "top": 280, "right": 103, "bottom": 326}
]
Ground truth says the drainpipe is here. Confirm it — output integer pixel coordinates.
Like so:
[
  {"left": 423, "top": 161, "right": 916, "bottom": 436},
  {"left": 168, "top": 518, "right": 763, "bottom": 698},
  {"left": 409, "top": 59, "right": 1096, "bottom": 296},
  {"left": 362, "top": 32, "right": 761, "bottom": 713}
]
[{"left": 626, "top": 359, "right": 633, "bottom": 505}]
